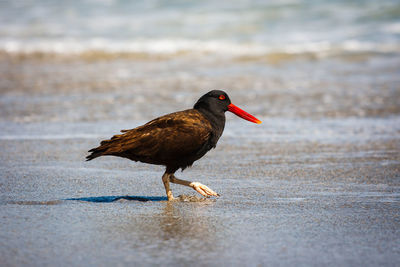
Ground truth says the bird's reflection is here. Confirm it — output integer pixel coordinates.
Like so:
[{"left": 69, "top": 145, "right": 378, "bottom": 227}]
[
  {"left": 111, "top": 199, "right": 221, "bottom": 260},
  {"left": 158, "top": 201, "right": 216, "bottom": 241}
]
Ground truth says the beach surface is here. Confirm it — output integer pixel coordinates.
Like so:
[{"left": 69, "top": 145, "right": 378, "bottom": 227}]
[
  {"left": 1, "top": 52, "right": 399, "bottom": 266},
  {"left": 1, "top": 1, "right": 400, "bottom": 266}
]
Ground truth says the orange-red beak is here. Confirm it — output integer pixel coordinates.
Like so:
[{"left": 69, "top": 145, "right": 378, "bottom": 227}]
[{"left": 228, "top": 104, "right": 262, "bottom": 124}]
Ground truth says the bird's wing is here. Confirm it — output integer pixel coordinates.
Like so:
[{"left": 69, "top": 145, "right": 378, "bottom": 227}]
[{"left": 87, "top": 110, "right": 212, "bottom": 164}]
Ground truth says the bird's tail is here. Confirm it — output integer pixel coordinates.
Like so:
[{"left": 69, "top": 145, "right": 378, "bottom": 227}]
[
  {"left": 86, "top": 139, "right": 118, "bottom": 161},
  {"left": 86, "top": 147, "right": 106, "bottom": 161},
  {"left": 86, "top": 148, "right": 103, "bottom": 161}
]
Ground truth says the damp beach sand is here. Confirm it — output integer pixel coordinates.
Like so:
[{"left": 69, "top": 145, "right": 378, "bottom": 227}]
[
  {"left": 1, "top": 50, "right": 399, "bottom": 266},
  {"left": 1, "top": 0, "right": 400, "bottom": 266}
]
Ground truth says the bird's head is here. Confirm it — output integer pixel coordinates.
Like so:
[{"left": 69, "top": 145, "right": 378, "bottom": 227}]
[{"left": 194, "top": 90, "right": 262, "bottom": 124}]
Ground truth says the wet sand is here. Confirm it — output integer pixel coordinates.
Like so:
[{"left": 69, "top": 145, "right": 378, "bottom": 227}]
[{"left": 0, "top": 53, "right": 399, "bottom": 266}]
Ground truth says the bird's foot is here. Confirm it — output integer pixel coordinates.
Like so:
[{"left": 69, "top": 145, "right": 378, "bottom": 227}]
[
  {"left": 167, "top": 192, "right": 175, "bottom": 201},
  {"left": 189, "top": 182, "right": 219, "bottom": 198}
]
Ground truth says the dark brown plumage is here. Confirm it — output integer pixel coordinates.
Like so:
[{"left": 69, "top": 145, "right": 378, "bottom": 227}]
[
  {"left": 87, "top": 109, "right": 216, "bottom": 172},
  {"left": 86, "top": 90, "right": 261, "bottom": 200}
]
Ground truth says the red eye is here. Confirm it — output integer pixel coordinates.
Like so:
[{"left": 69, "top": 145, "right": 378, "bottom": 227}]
[{"left": 219, "top": 94, "right": 226, "bottom": 100}]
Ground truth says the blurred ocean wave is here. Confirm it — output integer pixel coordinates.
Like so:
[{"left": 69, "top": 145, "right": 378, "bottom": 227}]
[
  {"left": 0, "top": 0, "right": 399, "bottom": 59},
  {"left": 1, "top": 38, "right": 399, "bottom": 60}
]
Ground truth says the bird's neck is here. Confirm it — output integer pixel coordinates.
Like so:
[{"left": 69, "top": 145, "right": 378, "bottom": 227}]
[{"left": 195, "top": 107, "right": 226, "bottom": 137}]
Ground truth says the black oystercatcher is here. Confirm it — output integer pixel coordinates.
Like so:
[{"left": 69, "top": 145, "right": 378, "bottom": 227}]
[{"left": 86, "top": 90, "right": 261, "bottom": 200}]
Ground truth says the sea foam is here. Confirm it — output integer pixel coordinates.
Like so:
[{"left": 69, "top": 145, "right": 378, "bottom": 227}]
[{"left": 1, "top": 38, "right": 399, "bottom": 58}]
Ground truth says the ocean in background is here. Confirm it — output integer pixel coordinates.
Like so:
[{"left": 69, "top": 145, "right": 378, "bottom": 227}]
[{"left": 1, "top": 0, "right": 400, "bottom": 57}]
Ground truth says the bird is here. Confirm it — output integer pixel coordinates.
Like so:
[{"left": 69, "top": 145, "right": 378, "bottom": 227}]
[{"left": 86, "top": 90, "right": 261, "bottom": 200}]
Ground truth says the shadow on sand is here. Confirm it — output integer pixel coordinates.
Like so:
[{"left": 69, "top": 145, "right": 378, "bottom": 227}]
[
  {"left": 66, "top": 195, "right": 168, "bottom": 202},
  {"left": 5, "top": 196, "right": 167, "bottom": 205},
  {"left": 6, "top": 195, "right": 213, "bottom": 205},
  {"left": 66, "top": 195, "right": 212, "bottom": 202}
]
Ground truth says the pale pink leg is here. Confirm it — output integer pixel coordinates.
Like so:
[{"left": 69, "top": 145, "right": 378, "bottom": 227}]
[{"left": 169, "top": 174, "right": 219, "bottom": 197}]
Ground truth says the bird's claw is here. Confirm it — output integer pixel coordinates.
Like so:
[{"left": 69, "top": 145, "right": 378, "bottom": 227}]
[{"left": 190, "top": 182, "right": 220, "bottom": 197}]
